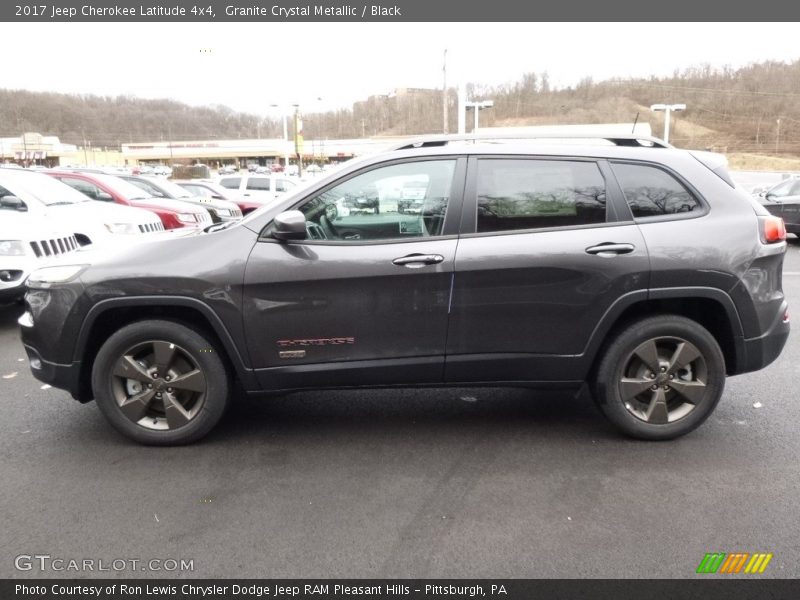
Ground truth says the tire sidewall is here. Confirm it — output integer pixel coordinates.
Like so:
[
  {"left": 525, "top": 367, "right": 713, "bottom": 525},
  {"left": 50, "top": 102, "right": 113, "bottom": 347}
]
[{"left": 91, "top": 320, "right": 229, "bottom": 445}]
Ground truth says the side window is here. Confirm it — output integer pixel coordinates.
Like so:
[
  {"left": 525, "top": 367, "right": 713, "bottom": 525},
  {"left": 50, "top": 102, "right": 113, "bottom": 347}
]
[
  {"left": 219, "top": 177, "right": 241, "bottom": 190},
  {"left": 59, "top": 177, "right": 102, "bottom": 200},
  {"left": 296, "top": 160, "right": 456, "bottom": 242},
  {"left": 612, "top": 162, "right": 701, "bottom": 218},
  {"left": 246, "top": 178, "right": 271, "bottom": 191},
  {"left": 275, "top": 179, "right": 295, "bottom": 193},
  {"left": 476, "top": 159, "right": 606, "bottom": 233}
]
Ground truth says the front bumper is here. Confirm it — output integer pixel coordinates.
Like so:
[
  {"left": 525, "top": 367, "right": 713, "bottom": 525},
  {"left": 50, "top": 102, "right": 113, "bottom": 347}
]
[{"left": 22, "top": 342, "right": 85, "bottom": 400}]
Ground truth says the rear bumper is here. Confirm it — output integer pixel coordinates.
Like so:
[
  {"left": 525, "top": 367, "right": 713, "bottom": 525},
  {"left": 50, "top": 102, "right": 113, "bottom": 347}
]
[{"left": 738, "top": 302, "right": 790, "bottom": 374}]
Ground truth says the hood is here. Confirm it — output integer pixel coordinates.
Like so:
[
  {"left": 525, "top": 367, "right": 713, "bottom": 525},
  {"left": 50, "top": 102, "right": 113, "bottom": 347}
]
[
  {"left": 130, "top": 197, "right": 206, "bottom": 215},
  {"left": 0, "top": 211, "right": 77, "bottom": 241}
]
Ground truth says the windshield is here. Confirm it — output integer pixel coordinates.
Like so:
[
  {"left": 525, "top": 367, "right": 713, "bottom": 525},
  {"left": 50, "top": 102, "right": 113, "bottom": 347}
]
[
  {"left": 91, "top": 173, "right": 163, "bottom": 201},
  {"left": 1, "top": 171, "right": 92, "bottom": 206},
  {"left": 151, "top": 178, "right": 195, "bottom": 199}
]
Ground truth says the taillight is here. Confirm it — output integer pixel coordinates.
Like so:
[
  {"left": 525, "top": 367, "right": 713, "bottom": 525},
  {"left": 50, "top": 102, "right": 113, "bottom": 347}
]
[{"left": 760, "top": 216, "right": 786, "bottom": 244}]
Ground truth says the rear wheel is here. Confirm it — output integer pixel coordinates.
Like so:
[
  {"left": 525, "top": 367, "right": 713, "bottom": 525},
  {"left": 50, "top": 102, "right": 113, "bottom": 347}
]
[
  {"left": 593, "top": 315, "right": 725, "bottom": 440},
  {"left": 91, "top": 320, "right": 229, "bottom": 445}
]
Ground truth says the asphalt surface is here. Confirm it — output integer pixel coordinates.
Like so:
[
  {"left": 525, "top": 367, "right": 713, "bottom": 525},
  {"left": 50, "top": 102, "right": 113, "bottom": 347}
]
[{"left": 2, "top": 243, "right": 800, "bottom": 580}]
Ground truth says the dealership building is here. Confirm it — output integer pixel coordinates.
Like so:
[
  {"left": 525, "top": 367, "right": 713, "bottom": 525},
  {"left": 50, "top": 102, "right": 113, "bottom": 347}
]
[{"left": 2, "top": 124, "right": 652, "bottom": 169}]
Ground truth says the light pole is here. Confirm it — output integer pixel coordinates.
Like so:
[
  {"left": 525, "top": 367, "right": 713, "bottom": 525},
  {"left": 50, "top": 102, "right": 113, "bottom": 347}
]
[
  {"left": 465, "top": 100, "right": 494, "bottom": 133},
  {"left": 650, "top": 103, "right": 686, "bottom": 144},
  {"left": 270, "top": 104, "right": 292, "bottom": 168},
  {"left": 442, "top": 48, "right": 448, "bottom": 134}
]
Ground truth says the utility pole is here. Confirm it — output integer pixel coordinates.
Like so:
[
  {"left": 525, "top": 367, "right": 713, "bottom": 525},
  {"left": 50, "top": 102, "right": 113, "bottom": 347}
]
[
  {"left": 457, "top": 82, "right": 466, "bottom": 135},
  {"left": 776, "top": 118, "right": 781, "bottom": 154},
  {"left": 650, "top": 103, "right": 686, "bottom": 144},
  {"left": 442, "top": 48, "right": 448, "bottom": 134}
]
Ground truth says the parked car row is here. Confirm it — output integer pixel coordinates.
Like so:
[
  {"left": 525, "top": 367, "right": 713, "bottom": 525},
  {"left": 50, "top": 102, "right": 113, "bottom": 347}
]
[
  {"left": 0, "top": 167, "right": 238, "bottom": 303},
  {"left": 754, "top": 177, "right": 800, "bottom": 237},
  {"left": 2, "top": 159, "right": 307, "bottom": 303}
]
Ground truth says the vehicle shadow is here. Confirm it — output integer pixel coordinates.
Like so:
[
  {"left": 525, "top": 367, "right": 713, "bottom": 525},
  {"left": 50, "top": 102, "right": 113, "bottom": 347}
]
[
  {"left": 0, "top": 304, "right": 23, "bottom": 330},
  {"left": 214, "top": 385, "right": 613, "bottom": 443}
]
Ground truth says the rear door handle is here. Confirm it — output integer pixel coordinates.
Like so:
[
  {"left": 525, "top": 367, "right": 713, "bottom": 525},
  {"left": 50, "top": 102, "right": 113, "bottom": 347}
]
[
  {"left": 392, "top": 253, "right": 445, "bottom": 268},
  {"left": 585, "top": 243, "right": 635, "bottom": 256}
]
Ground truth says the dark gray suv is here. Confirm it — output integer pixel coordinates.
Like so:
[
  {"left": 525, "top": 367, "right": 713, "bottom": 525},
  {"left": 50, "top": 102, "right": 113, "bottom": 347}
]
[{"left": 19, "top": 134, "right": 790, "bottom": 445}]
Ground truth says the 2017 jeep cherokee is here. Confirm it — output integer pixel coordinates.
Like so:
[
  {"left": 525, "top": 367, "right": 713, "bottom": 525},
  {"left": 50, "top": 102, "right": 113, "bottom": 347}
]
[{"left": 19, "top": 134, "right": 790, "bottom": 445}]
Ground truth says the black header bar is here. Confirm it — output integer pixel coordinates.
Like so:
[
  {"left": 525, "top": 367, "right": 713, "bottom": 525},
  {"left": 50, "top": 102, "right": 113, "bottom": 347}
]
[{"left": 1, "top": 0, "right": 799, "bottom": 22}]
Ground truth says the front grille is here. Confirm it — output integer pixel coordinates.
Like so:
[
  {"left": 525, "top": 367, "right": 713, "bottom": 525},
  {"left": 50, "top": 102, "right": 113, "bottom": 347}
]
[
  {"left": 29, "top": 235, "right": 79, "bottom": 258},
  {"left": 138, "top": 221, "right": 165, "bottom": 233}
]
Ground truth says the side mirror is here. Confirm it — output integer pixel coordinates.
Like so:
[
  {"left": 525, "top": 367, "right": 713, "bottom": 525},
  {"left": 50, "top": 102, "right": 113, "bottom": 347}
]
[
  {"left": 271, "top": 210, "right": 307, "bottom": 241},
  {"left": 96, "top": 192, "right": 114, "bottom": 202},
  {"left": 0, "top": 196, "right": 27, "bottom": 211}
]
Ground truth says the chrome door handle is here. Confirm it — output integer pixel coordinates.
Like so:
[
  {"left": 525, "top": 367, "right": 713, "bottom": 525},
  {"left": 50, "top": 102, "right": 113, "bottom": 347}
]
[
  {"left": 392, "top": 254, "right": 445, "bottom": 268},
  {"left": 585, "top": 243, "right": 635, "bottom": 256}
]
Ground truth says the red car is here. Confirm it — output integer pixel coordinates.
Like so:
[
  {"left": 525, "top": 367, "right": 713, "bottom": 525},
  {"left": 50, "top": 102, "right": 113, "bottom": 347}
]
[
  {"left": 46, "top": 171, "right": 212, "bottom": 230},
  {"left": 173, "top": 179, "right": 264, "bottom": 215}
]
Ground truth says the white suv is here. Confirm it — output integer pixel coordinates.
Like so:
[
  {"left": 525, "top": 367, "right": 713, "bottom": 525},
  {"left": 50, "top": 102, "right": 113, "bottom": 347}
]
[
  {"left": 217, "top": 174, "right": 298, "bottom": 204},
  {"left": 0, "top": 169, "right": 165, "bottom": 246},
  {"left": 0, "top": 211, "right": 79, "bottom": 303}
]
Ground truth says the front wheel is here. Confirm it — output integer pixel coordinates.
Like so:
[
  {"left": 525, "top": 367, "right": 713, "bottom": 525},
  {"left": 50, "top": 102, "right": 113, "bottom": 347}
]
[
  {"left": 593, "top": 315, "right": 726, "bottom": 440},
  {"left": 91, "top": 320, "right": 229, "bottom": 445}
]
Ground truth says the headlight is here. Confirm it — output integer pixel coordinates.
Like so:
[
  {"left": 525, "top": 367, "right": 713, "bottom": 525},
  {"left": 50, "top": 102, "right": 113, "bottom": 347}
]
[
  {"left": 0, "top": 240, "right": 26, "bottom": 256},
  {"left": 27, "top": 264, "right": 87, "bottom": 285},
  {"left": 177, "top": 213, "right": 197, "bottom": 223},
  {"left": 216, "top": 209, "right": 231, "bottom": 216},
  {"left": 104, "top": 223, "right": 139, "bottom": 235}
]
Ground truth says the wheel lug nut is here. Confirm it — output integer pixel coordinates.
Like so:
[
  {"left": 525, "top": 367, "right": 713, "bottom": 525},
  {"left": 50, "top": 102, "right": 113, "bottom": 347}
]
[
  {"left": 663, "top": 385, "right": 669, "bottom": 390},
  {"left": 669, "top": 374, "right": 674, "bottom": 380},
  {"left": 167, "top": 388, "right": 173, "bottom": 393},
  {"left": 648, "top": 372, "right": 655, "bottom": 379},
  {"left": 651, "top": 385, "right": 658, "bottom": 391},
  {"left": 660, "top": 367, "right": 666, "bottom": 372},
  {"left": 165, "top": 376, "right": 170, "bottom": 381}
]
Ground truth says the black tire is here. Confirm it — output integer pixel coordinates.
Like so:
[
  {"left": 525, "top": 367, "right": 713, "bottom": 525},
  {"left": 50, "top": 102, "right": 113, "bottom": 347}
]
[
  {"left": 91, "top": 320, "right": 229, "bottom": 445},
  {"left": 593, "top": 315, "right": 725, "bottom": 440}
]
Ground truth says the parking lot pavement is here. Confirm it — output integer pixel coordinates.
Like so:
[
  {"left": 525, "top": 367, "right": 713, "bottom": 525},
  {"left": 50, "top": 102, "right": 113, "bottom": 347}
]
[{"left": 2, "top": 243, "right": 800, "bottom": 580}]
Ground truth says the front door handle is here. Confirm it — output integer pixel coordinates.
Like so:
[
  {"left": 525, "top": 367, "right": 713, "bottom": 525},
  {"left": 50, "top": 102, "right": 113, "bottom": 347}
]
[
  {"left": 585, "top": 243, "right": 635, "bottom": 256},
  {"left": 392, "top": 253, "right": 445, "bottom": 268}
]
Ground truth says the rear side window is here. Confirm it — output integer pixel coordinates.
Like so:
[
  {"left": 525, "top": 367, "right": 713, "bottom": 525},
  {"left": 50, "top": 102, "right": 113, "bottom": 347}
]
[
  {"left": 219, "top": 177, "right": 241, "bottom": 190},
  {"left": 612, "top": 163, "right": 701, "bottom": 218},
  {"left": 246, "top": 178, "right": 271, "bottom": 191},
  {"left": 476, "top": 159, "right": 607, "bottom": 233}
]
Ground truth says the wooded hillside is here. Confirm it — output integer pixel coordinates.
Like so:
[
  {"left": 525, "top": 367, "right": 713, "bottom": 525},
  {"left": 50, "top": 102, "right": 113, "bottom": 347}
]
[{"left": 3, "top": 59, "right": 799, "bottom": 154}]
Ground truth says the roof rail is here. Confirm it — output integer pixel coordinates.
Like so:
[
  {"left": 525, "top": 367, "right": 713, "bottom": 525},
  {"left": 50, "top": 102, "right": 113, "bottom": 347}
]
[{"left": 389, "top": 132, "right": 673, "bottom": 151}]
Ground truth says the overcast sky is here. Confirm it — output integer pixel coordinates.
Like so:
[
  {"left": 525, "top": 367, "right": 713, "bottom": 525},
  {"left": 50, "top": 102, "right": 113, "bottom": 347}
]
[{"left": 5, "top": 22, "right": 799, "bottom": 116}]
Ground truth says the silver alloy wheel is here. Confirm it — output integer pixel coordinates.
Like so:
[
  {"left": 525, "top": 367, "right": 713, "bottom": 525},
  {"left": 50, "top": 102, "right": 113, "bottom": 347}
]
[
  {"left": 110, "top": 340, "right": 207, "bottom": 431},
  {"left": 618, "top": 336, "right": 708, "bottom": 424}
]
